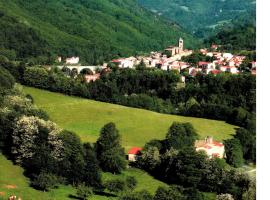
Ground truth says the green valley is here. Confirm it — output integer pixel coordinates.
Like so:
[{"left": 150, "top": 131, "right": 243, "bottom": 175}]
[{"left": 23, "top": 86, "right": 237, "bottom": 151}]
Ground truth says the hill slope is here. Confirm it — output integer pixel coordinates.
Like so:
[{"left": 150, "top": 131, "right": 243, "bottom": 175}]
[
  {"left": 23, "top": 86, "right": 236, "bottom": 150},
  {"left": 0, "top": 153, "right": 167, "bottom": 199},
  {"left": 0, "top": 0, "right": 200, "bottom": 64},
  {"left": 138, "top": 0, "right": 256, "bottom": 38}
]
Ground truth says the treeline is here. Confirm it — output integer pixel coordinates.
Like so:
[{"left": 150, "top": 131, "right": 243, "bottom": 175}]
[
  {"left": 1, "top": 59, "right": 256, "bottom": 165},
  {"left": 135, "top": 122, "right": 255, "bottom": 200}
]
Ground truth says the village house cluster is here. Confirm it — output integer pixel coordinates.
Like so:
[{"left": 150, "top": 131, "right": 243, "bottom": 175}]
[
  {"left": 111, "top": 38, "right": 193, "bottom": 71},
  {"left": 110, "top": 39, "right": 256, "bottom": 78},
  {"left": 56, "top": 38, "right": 256, "bottom": 83}
]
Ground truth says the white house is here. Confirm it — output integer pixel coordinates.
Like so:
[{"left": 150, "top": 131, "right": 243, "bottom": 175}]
[
  {"left": 111, "top": 58, "right": 134, "bottom": 68},
  {"left": 195, "top": 136, "right": 225, "bottom": 159},
  {"left": 66, "top": 57, "right": 80, "bottom": 65}
]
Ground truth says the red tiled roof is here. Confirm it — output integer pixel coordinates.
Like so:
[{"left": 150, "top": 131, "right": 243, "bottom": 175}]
[
  {"left": 111, "top": 59, "right": 122, "bottom": 63},
  {"left": 211, "top": 70, "right": 220, "bottom": 75},
  {"left": 212, "top": 141, "right": 224, "bottom": 147},
  {"left": 128, "top": 147, "right": 142, "bottom": 155},
  {"left": 198, "top": 61, "right": 210, "bottom": 66}
]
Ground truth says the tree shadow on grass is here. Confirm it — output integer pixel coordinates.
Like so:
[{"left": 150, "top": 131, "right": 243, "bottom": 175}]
[
  {"left": 94, "top": 190, "right": 117, "bottom": 197},
  {"left": 68, "top": 191, "right": 117, "bottom": 199},
  {"left": 68, "top": 194, "right": 81, "bottom": 199}
]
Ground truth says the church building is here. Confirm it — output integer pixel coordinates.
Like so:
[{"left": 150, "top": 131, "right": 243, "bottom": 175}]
[{"left": 164, "top": 38, "right": 184, "bottom": 57}]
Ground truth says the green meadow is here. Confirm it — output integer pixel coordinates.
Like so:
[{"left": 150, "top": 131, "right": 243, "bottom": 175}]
[
  {"left": 23, "top": 86, "right": 237, "bottom": 151},
  {"left": 0, "top": 154, "right": 167, "bottom": 200}
]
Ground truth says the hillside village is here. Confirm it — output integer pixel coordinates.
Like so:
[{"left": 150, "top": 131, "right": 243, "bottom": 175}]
[{"left": 56, "top": 38, "right": 256, "bottom": 83}]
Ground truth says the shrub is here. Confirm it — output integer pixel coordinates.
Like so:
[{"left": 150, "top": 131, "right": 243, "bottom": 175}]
[{"left": 76, "top": 183, "right": 93, "bottom": 200}]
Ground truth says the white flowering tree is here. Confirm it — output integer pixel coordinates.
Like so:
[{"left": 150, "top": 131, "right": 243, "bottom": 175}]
[
  {"left": 12, "top": 115, "right": 63, "bottom": 164},
  {"left": 216, "top": 194, "right": 235, "bottom": 200}
]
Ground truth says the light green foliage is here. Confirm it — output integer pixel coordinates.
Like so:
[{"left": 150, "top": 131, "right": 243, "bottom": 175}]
[{"left": 23, "top": 86, "right": 237, "bottom": 150}]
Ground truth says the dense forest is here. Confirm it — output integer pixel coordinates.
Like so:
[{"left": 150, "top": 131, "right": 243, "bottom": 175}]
[
  {"left": 204, "top": 17, "right": 256, "bottom": 51},
  {"left": 0, "top": 0, "right": 200, "bottom": 65},
  {"left": 138, "top": 0, "right": 256, "bottom": 38}
]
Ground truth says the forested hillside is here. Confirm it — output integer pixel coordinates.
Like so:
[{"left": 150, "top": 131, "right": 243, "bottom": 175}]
[
  {"left": 205, "top": 23, "right": 256, "bottom": 51},
  {"left": 138, "top": 0, "right": 256, "bottom": 38},
  {"left": 0, "top": 0, "right": 200, "bottom": 64}
]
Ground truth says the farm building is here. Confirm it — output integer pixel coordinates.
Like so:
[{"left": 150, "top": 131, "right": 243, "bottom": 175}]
[{"left": 128, "top": 147, "right": 142, "bottom": 162}]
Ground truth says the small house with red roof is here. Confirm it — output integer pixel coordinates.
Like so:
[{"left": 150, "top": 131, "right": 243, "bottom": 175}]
[
  {"left": 128, "top": 147, "right": 143, "bottom": 162},
  {"left": 195, "top": 136, "right": 225, "bottom": 159}
]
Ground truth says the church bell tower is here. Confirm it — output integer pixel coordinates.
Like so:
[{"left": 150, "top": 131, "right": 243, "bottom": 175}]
[{"left": 179, "top": 38, "right": 184, "bottom": 51}]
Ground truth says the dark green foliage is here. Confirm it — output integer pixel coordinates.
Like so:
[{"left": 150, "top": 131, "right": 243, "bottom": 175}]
[
  {"left": 0, "top": 13, "right": 49, "bottom": 60},
  {"left": 126, "top": 176, "right": 137, "bottom": 191},
  {"left": 76, "top": 183, "right": 93, "bottom": 200},
  {"left": 23, "top": 67, "right": 49, "bottom": 88},
  {"left": 138, "top": 0, "right": 255, "bottom": 38},
  {"left": 0, "top": 0, "right": 200, "bottom": 64},
  {"left": 224, "top": 139, "right": 244, "bottom": 168},
  {"left": 181, "top": 52, "right": 212, "bottom": 66},
  {"left": 235, "top": 128, "right": 256, "bottom": 162},
  {"left": 153, "top": 186, "right": 185, "bottom": 200},
  {"left": 31, "top": 172, "right": 60, "bottom": 191},
  {"left": 184, "top": 188, "right": 204, "bottom": 200},
  {"left": 120, "top": 190, "right": 153, "bottom": 200},
  {"left": 161, "top": 149, "right": 207, "bottom": 187},
  {"left": 164, "top": 122, "right": 198, "bottom": 150},
  {"left": 105, "top": 179, "right": 126, "bottom": 194},
  {"left": 96, "top": 123, "right": 126, "bottom": 173},
  {"left": 58, "top": 130, "right": 85, "bottom": 184},
  {"left": 205, "top": 22, "right": 256, "bottom": 51},
  {"left": 0, "top": 67, "right": 15, "bottom": 90},
  {"left": 82, "top": 143, "right": 102, "bottom": 188}
]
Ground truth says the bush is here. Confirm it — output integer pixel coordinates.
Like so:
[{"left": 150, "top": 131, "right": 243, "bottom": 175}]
[
  {"left": 76, "top": 183, "right": 93, "bottom": 200},
  {"left": 0, "top": 67, "right": 15, "bottom": 90},
  {"left": 31, "top": 172, "right": 60, "bottom": 191},
  {"left": 126, "top": 176, "right": 137, "bottom": 191},
  {"left": 105, "top": 179, "right": 126, "bottom": 194}
]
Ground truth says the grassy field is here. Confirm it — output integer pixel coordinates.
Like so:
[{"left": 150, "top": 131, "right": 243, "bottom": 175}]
[
  {"left": 0, "top": 154, "right": 166, "bottom": 200},
  {"left": 23, "top": 86, "right": 237, "bottom": 151}
]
